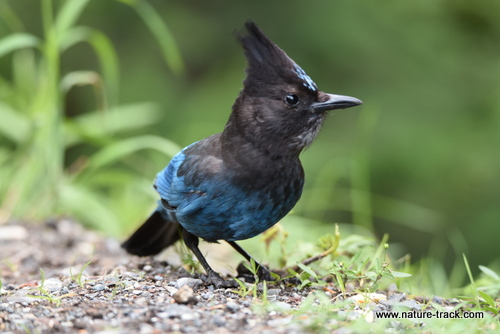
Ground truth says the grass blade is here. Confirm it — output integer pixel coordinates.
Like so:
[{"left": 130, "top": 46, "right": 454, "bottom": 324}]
[
  {"left": 63, "top": 102, "right": 162, "bottom": 146},
  {"left": 55, "top": 0, "right": 92, "bottom": 36},
  {"left": 0, "top": 33, "right": 39, "bottom": 58},
  {"left": 126, "top": 0, "right": 184, "bottom": 74},
  {"left": 0, "top": 103, "right": 31, "bottom": 143},
  {"left": 60, "top": 26, "right": 120, "bottom": 107},
  {"left": 86, "top": 135, "right": 181, "bottom": 172},
  {"left": 478, "top": 265, "right": 500, "bottom": 281}
]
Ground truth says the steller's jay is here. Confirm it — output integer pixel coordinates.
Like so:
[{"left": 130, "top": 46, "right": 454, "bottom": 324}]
[{"left": 122, "top": 21, "right": 362, "bottom": 288}]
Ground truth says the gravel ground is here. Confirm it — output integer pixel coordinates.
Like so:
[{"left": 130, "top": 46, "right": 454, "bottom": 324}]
[{"left": 0, "top": 220, "right": 467, "bottom": 334}]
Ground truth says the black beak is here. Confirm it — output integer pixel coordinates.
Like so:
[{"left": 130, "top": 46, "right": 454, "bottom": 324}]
[{"left": 312, "top": 92, "right": 363, "bottom": 112}]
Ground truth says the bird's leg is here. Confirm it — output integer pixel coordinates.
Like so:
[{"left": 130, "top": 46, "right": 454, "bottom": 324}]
[
  {"left": 227, "top": 240, "right": 274, "bottom": 281},
  {"left": 182, "top": 229, "right": 238, "bottom": 289}
]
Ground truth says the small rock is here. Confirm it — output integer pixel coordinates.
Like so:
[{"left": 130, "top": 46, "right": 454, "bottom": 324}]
[
  {"left": 348, "top": 293, "right": 387, "bottom": 305},
  {"left": 267, "top": 289, "right": 281, "bottom": 296},
  {"left": 225, "top": 301, "right": 239, "bottom": 313},
  {"left": 157, "top": 304, "right": 191, "bottom": 319},
  {"left": 87, "top": 307, "right": 104, "bottom": 319},
  {"left": 43, "top": 278, "right": 63, "bottom": 292},
  {"left": 172, "top": 285, "right": 197, "bottom": 304},
  {"left": 201, "top": 291, "right": 214, "bottom": 300},
  {"left": 180, "top": 312, "right": 197, "bottom": 321},
  {"left": 213, "top": 315, "right": 226, "bottom": 327},
  {"left": 399, "top": 299, "right": 421, "bottom": 311},
  {"left": 267, "top": 316, "right": 292, "bottom": 327},
  {"left": 140, "top": 323, "right": 154, "bottom": 334},
  {"left": 241, "top": 299, "right": 251, "bottom": 307},
  {"left": 0, "top": 225, "right": 28, "bottom": 241},
  {"left": 5, "top": 296, "right": 40, "bottom": 304},
  {"left": 432, "top": 296, "right": 444, "bottom": 304},
  {"left": 92, "top": 284, "right": 106, "bottom": 292},
  {"left": 166, "top": 286, "right": 178, "bottom": 295},
  {"left": 379, "top": 299, "right": 398, "bottom": 309},
  {"left": 124, "top": 271, "right": 140, "bottom": 279},
  {"left": 272, "top": 301, "right": 292, "bottom": 311},
  {"left": 175, "top": 277, "right": 202, "bottom": 290},
  {"left": 388, "top": 293, "right": 406, "bottom": 302},
  {"left": 372, "top": 304, "right": 388, "bottom": 313},
  {"left": 135, "top": 297, "right": 148, "bottom": 306}
]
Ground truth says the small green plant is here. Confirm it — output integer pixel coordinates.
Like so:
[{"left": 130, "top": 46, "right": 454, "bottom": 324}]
[
  {"left": 232, "top": 277, "right": 253, "bottom": 298},
  {"left": 175, "top": 241, "right": 201, "bottom": 274},
  {"left": 463, "top": 255, "right": 500, "bottom": 315},
  {"left": 69, "top": 261, "right": 92, "bottom": 288},
  {"left": 27, "top": 268, "right": 62, "bottom": 306},
  {"left": 232, "top": 258, "right": 260, "bottom": 299},
  {"left": 286, "top": 228, "right": 411, "bottom": 294},
  {"left": 231, "top": 258, "right": 272, "bottom": 304}
]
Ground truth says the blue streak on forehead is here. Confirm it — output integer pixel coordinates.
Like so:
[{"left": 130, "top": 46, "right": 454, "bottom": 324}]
[{"left": 293, "top": 63, "right": 317, "bottom": 92}]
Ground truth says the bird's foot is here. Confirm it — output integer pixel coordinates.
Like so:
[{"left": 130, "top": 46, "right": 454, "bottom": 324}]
[
  {"left": 236, "top": 262, "right": 301, "bottom": 285},
  {"left": 202, "top": 270, "right": 239, "bottom": 289},
  {"left": 236, "top": 262, "right": 275, "bottom": 283}
]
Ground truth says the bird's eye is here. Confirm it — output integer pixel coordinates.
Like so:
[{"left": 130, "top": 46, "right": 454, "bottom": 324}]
[{"left": 285, "top": 94, "right": 300, "bottom": 106}]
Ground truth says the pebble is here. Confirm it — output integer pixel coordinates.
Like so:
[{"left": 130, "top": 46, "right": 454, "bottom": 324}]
[
  {"left": 5, "top": 296, "right": 40, "bottom": 304},
  {"left": 213, "top": 315, "right": 226, "bottom": 327},
  {"left": 135, "top": 297, "right": 148, "bottom": 306},
  {"left": 157, "top": 304, "right": 191, "bottom": 319},
  {"left": 267, "top": 289, "right": 281, "bottom": 296},
  {"left": 225, "top": 301, "right": 239, "bottom": 313},
  {"left": 180, "top": 312, "right": 198, "bottom": 321},
  {"left": 432, "top": 296, "right": 444, "bottom": 304},
  {"left": 175, "top": 277, "right": 203, "bottom": 289},
  {"left": 92, "top": 284, "right": 106, "bottom": 292},
  {"left": 201, "top": 291, "right": 214, "bottom": 300},
  {"left": 388, "top": 293, "right": 406, "bottom": 302},
  {"left": 399, "top": 300, "right": 421, "bottom": 311},
  {"left": 267, "top": 315, "right": 292, "bottom": 327},
  {"left": 42, "top": 278, "right": 63, "bottom": 292},
  {"left": 272, "top": 301, "right": 292, "bottom": 311},
  {"left": 0, "top": 225, "right": 28, "bottom": 240},
  {"left": 172, "top": 285, "right": 197, "bottom": 304}
]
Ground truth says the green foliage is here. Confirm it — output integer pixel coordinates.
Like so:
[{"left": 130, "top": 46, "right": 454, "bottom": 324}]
[
  {"left": 69, "top": 261, "right": 92, "bottom": 288},
  {"left": 231, "top": 258, "right": 269, "bottom": 301},
  {"left": 27, "top": 268, "right": 62, "bottom": 306},
  {"left": 461, "top": 255, "right": 500, "bottom": 316},
  {"left": 0, "top": 0, "right": 182, "bottom": 234},
  {"left": 287, "top": 229, "right": 411, "bottom": 294}
]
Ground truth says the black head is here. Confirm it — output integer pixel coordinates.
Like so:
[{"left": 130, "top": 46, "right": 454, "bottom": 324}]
[{"left": 224, "top": 22, "right": 362, "bottom": 156}]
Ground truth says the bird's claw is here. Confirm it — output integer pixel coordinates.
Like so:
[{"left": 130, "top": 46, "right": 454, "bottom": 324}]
[
  {"left": 236, "top": 262, "right": 275, "bottom": 283},
  {"left": 203, "top": 271, "right": 239, "bottom": 289},
  {"left": 236, "top": 262, "right": 301, "bottom": 285}
]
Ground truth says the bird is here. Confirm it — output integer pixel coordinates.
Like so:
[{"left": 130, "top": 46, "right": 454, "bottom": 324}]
[{"left": 122, "top": 21, "right": 362, "bottom": 288}]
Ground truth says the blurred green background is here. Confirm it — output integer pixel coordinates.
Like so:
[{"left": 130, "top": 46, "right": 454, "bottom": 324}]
[{"left": 1, "top": 0, "right": 499, "bottom": 293}]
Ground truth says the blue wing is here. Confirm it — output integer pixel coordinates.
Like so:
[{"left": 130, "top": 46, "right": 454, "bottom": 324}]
[{"left": 153, "top": 135, "right": 303, "bottom": 242}]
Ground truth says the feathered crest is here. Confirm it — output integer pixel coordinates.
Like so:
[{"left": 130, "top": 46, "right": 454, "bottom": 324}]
[{"left": 237, "top": 21, "right": 318, "bottom": 94}]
